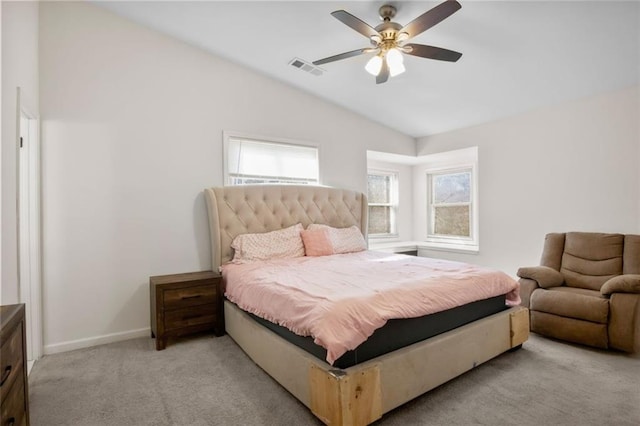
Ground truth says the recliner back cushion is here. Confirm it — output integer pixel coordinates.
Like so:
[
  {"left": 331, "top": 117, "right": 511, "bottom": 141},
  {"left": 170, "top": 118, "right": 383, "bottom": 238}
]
[
  {"left": 540, "top": 233, "right": 565, "bottom": 271},
  {"left": 623, "top": 234, "right": 640, "bottom": 275},
  {"left": 561, "top": 232, "right": 623, "bottom": 290}
]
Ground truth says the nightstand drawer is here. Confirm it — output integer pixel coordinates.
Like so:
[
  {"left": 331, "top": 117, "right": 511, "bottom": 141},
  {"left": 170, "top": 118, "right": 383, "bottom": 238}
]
[
  {"left": 164, "top": 304, "right": 217, "bottom": 331},
  {"left": 0, "top": 372, "right": 26, "bottom": 426},
  {"left": 0, "top": 325, "right": 23, "bottom": 402},
  {"left": 163, "top": 284, "right": 217, "bottom": 310}
]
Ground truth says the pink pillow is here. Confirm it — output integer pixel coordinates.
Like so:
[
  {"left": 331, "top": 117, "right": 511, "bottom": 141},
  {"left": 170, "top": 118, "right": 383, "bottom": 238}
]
[
  {"left": 307, "top": 224, "right": 367, "bottom": 254},
  {"left": 230, "top": 223, "right": 305, "bottom": 263},
  {"left": 301, "top": 229, "right": 334, "bottom": 257}
]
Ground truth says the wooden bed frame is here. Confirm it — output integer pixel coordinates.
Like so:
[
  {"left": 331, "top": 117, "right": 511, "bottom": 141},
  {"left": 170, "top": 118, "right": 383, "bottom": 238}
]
[{"left": 204, "top": 185, "right": 529, "bottom": 426}]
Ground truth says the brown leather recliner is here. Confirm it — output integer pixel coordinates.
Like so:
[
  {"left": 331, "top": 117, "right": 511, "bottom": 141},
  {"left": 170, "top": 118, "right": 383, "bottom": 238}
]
[{"left": 517, "top": 232, "right": 640, "bottom": 352}]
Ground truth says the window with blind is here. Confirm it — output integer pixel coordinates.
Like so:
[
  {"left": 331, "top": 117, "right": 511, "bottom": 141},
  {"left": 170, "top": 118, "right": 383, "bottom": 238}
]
[
  {"left": 367, "top": 170, "right": 398, "bottom": 237},
  {"left": 426, "top": 167, "right": 476, "bottom": 246},
  {"left": 224, "top": 133, "right": 319, "bottom": 186}
]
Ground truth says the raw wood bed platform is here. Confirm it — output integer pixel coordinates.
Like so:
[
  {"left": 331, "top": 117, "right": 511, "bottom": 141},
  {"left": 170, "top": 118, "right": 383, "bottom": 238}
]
[{"left": 205, "top": 185, "right": 529, "bottom": 425}]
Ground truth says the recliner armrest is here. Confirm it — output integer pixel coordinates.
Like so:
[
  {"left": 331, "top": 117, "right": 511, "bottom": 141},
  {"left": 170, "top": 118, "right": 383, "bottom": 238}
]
[
  {"left": 601, "top": 274, "right": 640, "bottom": 296},
  {"left": 516, "top": 266, "right": 564, "bottom": 288}
]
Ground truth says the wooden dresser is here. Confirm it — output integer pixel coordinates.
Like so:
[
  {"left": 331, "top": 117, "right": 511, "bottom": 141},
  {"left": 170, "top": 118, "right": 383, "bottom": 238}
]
[
  {"left": 150, "top": 271, "right": 224, "bottom": 350},
  {"left": 0, "top": 304, "right": 29, "bottom": 426}
]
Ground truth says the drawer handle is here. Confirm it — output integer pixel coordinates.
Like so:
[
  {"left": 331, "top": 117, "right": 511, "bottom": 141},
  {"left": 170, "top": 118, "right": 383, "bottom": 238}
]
[
  {"left": 6, "top": 417, "right": 15, "bottom": 426},
  {"left": 182, "top": 314, "right": 203, "bottom": 321},
  {"left": 181, "top": 295, "right": 202, "bottom": 300},
  {"left": 0, "top": 365, "right": 11, "bottom": 387}
]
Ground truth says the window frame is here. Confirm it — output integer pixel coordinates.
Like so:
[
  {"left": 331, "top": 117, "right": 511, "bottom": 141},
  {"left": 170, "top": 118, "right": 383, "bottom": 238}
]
[
  {"left": 367, "top": 168, "right": 399, "bottom": 239},
  {"left": 425, "top": 163, "right": 478, "bottom": 250},
  {"left": 223, "top": 131, "right": 320, "bottom": 186}
]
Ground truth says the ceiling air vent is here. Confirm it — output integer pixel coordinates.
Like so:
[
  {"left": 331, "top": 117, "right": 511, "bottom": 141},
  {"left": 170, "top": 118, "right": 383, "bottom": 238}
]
[{"left": 289, "top": 57, "right": 324, "bottom": 76}]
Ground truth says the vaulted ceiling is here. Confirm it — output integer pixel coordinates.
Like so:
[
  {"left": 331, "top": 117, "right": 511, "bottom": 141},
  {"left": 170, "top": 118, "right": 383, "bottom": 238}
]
[{"left": 95, "top": 1, "right": 640, "bottom": 137}]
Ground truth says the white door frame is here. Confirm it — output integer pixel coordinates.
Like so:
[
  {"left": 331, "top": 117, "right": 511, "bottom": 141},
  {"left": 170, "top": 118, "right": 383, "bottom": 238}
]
[{"left": 17, "top": 86, "right": 43, "bottom": 363}]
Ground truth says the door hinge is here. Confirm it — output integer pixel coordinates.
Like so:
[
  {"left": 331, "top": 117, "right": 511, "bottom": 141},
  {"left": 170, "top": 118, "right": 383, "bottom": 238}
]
[{"left": 20, "top": 137, "right": 23, "bottom": 148}]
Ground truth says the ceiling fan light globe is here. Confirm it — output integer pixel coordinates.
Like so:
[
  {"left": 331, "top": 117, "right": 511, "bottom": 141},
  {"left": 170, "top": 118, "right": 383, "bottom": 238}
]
[
  {"left": 365, "top": 55, "right": 383, "bottom": 76},
  {"left": 389, "top": 62, "right": 406, "bottom": 77},
  {"left": 386, "top": 48, "right": 404, "bottom": 67}
]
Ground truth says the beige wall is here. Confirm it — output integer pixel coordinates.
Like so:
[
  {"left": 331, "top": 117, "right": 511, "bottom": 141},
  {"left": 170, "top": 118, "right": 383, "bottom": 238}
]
[
  {"left": 1, "top": 1, "right": 39, "bottom": 304},
  {"left": 415, "top": 86, "right": 640, "bottom": 276},
  {"left": 39, "top": 2, "right": 414, "bottom": 352}
]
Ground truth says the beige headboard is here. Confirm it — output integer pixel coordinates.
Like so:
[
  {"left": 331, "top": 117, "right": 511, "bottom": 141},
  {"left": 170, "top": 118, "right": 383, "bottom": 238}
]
[{"left": 204, "top": 185, "right": 368, "bottom": 271}]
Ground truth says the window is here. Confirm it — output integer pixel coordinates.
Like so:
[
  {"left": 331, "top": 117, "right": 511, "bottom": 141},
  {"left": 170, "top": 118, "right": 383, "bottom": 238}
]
[
  {"left": 426, "top": 166, "right": 477, "bottom": 249},
  {"left": 367, "top": 170, "right": 398, "bottom": 237},
  {"left": 224, "top": 132, "right": 319, "bottom": 185}
]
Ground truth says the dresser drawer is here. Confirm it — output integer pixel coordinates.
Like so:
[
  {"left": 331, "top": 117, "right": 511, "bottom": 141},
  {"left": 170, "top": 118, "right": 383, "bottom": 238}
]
[
  {"left": 0, "top": 324, "right": 23, "bottom": 402},
  {"left": 163, "top": 284, "right": 217, "bottom": 310},
  {"left": 0, "top": 375, "right": 26, "bottom": 426},
  {"left": 164, "top": 304, "right": 217, "bottom": 331}
]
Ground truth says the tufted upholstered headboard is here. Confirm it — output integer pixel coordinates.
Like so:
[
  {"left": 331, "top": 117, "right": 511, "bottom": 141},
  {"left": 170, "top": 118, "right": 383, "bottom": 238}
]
[{"left": 204, "top": 185, "right": 368, "bottom": 271}]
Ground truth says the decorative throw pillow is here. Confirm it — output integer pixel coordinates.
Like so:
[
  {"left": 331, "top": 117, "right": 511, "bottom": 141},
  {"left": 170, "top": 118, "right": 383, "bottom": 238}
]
[
  {"left": 231, "top": 223, "right": 304, "bottom": 263},
  {"left": 307, "top": 224, "right": 367, "bottom": 254},
  {"left": 301, "top": 229, "right": 334, "bottom": 257}
]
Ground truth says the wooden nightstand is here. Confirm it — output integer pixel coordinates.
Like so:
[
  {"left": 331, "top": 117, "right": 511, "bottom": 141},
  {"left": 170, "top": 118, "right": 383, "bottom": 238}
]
[
  {"left": 150, "top": 271, "right": 224, "bottom": 350},
  {"left": 1, "top": 304, "right": 30, "bottom": 426}
]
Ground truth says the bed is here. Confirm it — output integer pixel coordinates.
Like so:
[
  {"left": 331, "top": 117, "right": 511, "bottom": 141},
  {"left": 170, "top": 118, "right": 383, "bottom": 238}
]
[{"left": 204, "top": 185, "right": 529, "bottom": 425}]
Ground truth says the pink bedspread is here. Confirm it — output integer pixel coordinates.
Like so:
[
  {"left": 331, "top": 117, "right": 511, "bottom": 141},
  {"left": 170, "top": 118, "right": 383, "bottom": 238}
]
[{"left": 221, "top": 251, "right": 520, "bottom": 365}]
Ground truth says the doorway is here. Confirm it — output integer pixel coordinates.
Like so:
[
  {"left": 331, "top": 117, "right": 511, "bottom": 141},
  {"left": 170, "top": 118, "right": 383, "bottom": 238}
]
[{"left": 17, "top": 87, "right": 42, "bottom": 370}]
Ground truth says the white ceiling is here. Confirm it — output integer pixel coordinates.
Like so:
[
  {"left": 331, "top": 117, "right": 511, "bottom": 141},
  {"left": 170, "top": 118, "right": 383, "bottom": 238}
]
[{"left": 95, "top": 1, "right": 640, "bottom": 138}]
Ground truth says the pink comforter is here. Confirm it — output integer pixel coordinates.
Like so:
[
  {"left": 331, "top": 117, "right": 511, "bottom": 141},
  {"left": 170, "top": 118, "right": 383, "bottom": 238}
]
[{"left": 221, "top": 251, "right": 520, "bottom": 365}]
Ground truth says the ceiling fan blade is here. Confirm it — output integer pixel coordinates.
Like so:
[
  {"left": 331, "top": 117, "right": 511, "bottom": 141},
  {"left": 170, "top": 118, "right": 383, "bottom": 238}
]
[
  {"left": 376, "top": 58, "right": 390, "bottom": 84},
  {"left": 331, "top": 10, "right": 381, "bottom": 40},
  {"left": 313, "top": 48, "right": 369, "bottom": 66},
  {"left": 404, "top": 44, "right": 462, "bottom": 62},
  {"left": 399, "top": 0, "right": 461, "bottom": 40}
]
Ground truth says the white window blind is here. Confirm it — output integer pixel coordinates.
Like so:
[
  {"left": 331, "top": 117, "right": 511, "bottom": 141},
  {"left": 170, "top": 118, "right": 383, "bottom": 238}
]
[
  {"left": 425, "top": 163, "right": 478, "bottom": 252},
  {"left": 428, "top": 169, "right": 472, "bottom": 239},
  {"left": 225, "top": 136, "right": 319, "bottom": 185},
  {"left": 367, "top": 170, "right": 398, "bottom": 237}
]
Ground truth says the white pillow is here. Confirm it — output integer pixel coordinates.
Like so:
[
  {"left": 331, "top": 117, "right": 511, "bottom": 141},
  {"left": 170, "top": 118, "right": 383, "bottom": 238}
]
[
  {"left": 307, "top": 224, "right": 366, "bottom": 254},
  {"left": 231, "top": 223, "right": 305, "bottom": 263}
]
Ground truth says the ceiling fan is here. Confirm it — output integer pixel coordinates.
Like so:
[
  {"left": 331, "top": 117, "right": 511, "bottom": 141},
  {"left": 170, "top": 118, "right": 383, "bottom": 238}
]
[{"left": 313, "top": 0, "right": 463, "bottom": 84}]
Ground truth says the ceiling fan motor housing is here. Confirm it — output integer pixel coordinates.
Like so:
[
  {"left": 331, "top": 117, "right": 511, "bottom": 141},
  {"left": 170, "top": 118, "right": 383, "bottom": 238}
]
[
  {"left": 375, "top": 21, "right": 402, "bottom": 42},
  {"left": 376, "top": 5, "right": 402, "bottom": 44}
]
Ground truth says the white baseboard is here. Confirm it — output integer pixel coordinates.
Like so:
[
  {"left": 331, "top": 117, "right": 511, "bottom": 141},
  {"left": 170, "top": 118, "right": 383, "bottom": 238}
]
[{"left": 44, "top": 327, "right": 151, "bottom": 355}]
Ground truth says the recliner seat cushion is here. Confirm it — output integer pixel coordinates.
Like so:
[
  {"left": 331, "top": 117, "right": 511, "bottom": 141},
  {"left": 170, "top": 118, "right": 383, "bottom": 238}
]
[
  {"left": 530, "top": 287, "right": 609, "bottom": 323},
  {"left": 561, "top": 233, "right": 623, "bottom": 290}
]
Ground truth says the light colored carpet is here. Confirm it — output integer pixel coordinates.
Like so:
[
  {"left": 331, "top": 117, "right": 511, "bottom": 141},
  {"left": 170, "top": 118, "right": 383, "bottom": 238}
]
[{"left": 29, "top": 333, "right": 640, "bottom": 425}]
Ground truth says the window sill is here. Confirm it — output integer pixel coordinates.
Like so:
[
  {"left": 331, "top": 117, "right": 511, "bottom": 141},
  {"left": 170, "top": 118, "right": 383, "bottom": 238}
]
[
  {"left": 368, "top": 241, "right": 480, "bottom": 255},
  {"left": 417, "top": 242, "right": 479, "bottom": 255},
  {"left": 368, "top": 234, "right": 399, "bottom": 241},
  {"left": 369, "top": 240, "right": 420, "bottom": 253}
]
